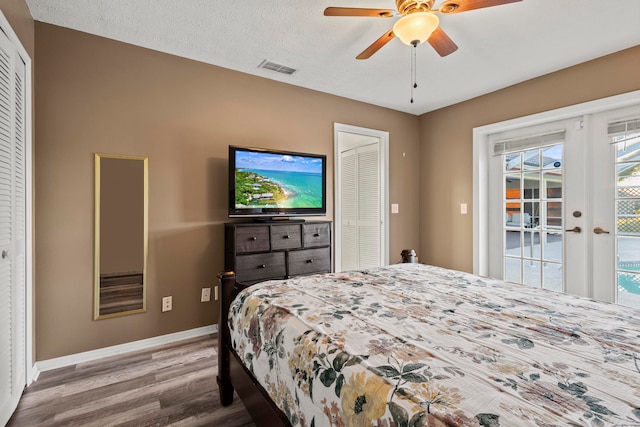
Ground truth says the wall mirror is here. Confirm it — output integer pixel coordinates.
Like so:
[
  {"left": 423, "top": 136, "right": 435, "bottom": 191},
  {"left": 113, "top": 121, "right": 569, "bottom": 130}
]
[{"left": 94, "top": 153, "right": 148, "bottom": 320}]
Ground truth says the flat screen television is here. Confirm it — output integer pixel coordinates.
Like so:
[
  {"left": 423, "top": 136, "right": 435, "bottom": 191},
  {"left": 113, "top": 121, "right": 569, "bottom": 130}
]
[{"left": 228, "top": 145, "right": 327, "bottom": 219}]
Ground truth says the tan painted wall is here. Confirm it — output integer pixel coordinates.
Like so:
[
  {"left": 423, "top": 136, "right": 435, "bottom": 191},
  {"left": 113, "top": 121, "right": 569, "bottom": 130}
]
[
  {"left": 419, "top": 45, "right": 640, "bottom": 273},
  {"left": 34, "top": 23, "right": 421, "bottom": 360}
]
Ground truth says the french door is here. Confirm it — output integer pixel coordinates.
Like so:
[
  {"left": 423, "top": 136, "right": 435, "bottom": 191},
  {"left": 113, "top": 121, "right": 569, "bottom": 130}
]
[
  {"left": 591, "top": 106, "right": 640, "bottom": 307},
  {"left": 487, "top": 104, "right": 640, "bottom": 309}
]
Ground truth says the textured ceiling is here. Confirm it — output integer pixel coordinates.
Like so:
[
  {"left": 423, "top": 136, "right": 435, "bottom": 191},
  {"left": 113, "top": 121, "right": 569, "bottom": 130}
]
[{"left": 25, "top": 0, "right": 640, "bottom": 115}]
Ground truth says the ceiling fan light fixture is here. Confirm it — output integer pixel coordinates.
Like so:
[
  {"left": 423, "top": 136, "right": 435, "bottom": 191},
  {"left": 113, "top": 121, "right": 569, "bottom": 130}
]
[{"left": 392, "top": 12, "right": 439, "bottom": 46}]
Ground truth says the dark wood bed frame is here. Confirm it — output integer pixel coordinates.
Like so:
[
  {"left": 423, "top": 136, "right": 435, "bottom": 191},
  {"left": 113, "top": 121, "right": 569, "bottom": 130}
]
[{"left": 217, "top": 272, "right": 292, "bottom": 427}]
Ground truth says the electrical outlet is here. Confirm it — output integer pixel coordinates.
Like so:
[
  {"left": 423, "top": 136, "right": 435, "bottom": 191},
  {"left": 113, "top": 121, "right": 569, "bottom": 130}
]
[
  {"left": 201, "top": 287, "right": 211, "bottom": 302},
  {"left": 214, "top": 285, "right": 219, "bottom": 301},
  {"left": 162, "top": 296, "right": 172, "bottom": 312}
]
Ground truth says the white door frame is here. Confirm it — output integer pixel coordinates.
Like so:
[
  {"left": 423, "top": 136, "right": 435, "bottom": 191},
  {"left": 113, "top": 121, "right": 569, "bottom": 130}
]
[
  {"left": 334, "top": 123, "right": 389, "bottom": 271},
  {"left": 473, "top": 90, "right": 640, "bottom": 277}
]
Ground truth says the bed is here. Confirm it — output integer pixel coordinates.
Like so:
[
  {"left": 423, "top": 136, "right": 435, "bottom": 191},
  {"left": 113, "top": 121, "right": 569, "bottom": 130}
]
[{"left": 217, "top": 263, "right": 640, "bottom": 426}]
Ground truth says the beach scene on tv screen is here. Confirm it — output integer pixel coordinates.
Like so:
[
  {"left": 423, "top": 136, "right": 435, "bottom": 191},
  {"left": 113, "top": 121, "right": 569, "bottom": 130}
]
[{"left": 235, "top": 150, "right": 323, "bottom": 209}]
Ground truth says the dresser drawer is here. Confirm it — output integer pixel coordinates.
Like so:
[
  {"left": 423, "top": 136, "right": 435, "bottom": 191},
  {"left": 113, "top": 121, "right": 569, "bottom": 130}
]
[
  {"left": 287, "top": 247, "right": 331, "bottom": 276},
  {"left": 235, "top": 252, "right": 286, "bottom": 283},
  {"left": 233, "top": 225, "right": 270, "bottom": 253},
  {"left": 303, "top": 222, "right": 331, "bottom": 248},
  {"left": 271, "top": 224, "right": 302, "bottom": 251}
]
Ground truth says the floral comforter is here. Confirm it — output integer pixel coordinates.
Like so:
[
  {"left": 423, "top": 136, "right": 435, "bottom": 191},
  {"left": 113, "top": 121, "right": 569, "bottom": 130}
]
[{"left": 228, "top": 263, "right": 640, "bottom": 426}]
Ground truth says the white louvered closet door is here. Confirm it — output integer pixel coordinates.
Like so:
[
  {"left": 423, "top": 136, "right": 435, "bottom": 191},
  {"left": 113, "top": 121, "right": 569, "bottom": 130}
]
[
  {"left": 0, "top": 25, "right": 27, "bottom": 426},
  {"left": 340, "top": 149, "right": 358, "bottom": 270},
  {"left": 340, "top": 143, "right": 381, "bottom": 270}
]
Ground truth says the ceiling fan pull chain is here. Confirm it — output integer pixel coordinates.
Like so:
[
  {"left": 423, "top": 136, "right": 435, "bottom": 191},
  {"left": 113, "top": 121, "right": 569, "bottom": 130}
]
[
  {"left": 413, "top": 42, "right": 418, "bottom": 90},
  {"left": 410, "top": 41, "right": 418, "bottom": 103}
]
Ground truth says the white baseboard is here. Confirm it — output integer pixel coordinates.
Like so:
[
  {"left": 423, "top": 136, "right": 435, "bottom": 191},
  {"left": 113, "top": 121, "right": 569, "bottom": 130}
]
[{"left": 33, "top": 324, "right": 218, "bottom": 375}]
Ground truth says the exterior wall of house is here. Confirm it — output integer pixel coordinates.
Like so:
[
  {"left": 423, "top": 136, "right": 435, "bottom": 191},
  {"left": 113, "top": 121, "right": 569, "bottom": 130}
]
[
  {"left": 34, "top": 23, "right": 421, "bottom": 360},
  {"left": 418, "top": 45, "right": 640, "bottom": 272}
]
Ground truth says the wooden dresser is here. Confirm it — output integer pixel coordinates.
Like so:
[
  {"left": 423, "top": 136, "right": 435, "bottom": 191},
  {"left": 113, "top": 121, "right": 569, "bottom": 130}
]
[{"left": 224, "top": 221, "right": 332, "bottom": 285}]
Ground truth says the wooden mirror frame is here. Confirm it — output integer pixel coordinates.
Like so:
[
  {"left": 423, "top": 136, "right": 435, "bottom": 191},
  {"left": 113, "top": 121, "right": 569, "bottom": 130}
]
[{"left": 94, "top": 153, "right": 148, "bottom": 320}]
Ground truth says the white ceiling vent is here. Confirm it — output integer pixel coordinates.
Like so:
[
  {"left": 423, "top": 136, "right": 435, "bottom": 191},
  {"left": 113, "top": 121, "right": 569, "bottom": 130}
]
[{"left": 258, "top": 60, "right": 296, "bottom": 75}]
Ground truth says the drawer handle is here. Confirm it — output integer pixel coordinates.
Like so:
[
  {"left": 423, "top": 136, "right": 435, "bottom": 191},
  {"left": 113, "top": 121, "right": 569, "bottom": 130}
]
[
  {"left": 313, "top": 233, "right": 320, "bottom": 237},
  {"left": 307, "top": 259, "right": 314, "bottom": 264},
  {"left": 250, "top": 236, "right": 257, "bottom": 241},
  {"left": 284, "top": 235, "right": 290, "bottom": 239},
  {"left": 259, "top": 264, "right": 267, "bottom": 269}
]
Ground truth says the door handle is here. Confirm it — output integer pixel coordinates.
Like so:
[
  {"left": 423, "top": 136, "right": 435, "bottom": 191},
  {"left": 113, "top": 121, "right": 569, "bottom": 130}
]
[
  {"left": 565, "top": 226, "right": 581, "bottom": 233},
  {"left": 593, "top": 227, "right": 610, "bottom": 235}
]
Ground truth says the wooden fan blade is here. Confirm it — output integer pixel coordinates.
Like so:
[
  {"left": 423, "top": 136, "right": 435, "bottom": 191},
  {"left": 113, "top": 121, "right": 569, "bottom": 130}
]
[
  {"left": 356, "top": 29, "right": 395, "bottom": 60},
  {"left": 439, "top": 0, "right": 521, "bottom": 14},
  {"left": 427, "top": 27, "right": 458, "bottom": 57},
  {"left": 324, "top": 7, "right": 394, "bottom": 17}
]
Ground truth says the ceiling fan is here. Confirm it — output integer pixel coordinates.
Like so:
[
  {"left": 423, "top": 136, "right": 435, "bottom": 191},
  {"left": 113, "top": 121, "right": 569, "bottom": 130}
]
[{"left": 324, "top": 0, "right": 522, "bottom": 59}]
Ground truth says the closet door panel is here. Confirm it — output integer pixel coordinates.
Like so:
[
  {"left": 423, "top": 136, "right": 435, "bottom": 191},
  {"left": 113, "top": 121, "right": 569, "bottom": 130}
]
[
  {"left": 0, "top": 31, "right": 15, "bottom": 420},
  {"left": 0, "top": 25, "right": 27, "bottom": 426},
  {"left": 12, "top": 56, "right": 26, "bottom": 395}
]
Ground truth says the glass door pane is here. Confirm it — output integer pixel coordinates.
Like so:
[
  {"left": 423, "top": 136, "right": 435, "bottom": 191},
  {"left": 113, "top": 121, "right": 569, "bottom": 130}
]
[
  {"left": 503, "top": 144, "right": 563, "bottom": 289},
  {"left": 614, "top": 125, "right": 640, "bottom": 308}
]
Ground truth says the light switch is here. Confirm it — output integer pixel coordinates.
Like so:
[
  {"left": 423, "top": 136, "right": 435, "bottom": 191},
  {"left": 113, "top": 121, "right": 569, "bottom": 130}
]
[
  {"left": 391, "top": 204, "right": 399, "bottom": 214},
  {"left": 460, "top": 203, "right": 468, "bottom": 214}
]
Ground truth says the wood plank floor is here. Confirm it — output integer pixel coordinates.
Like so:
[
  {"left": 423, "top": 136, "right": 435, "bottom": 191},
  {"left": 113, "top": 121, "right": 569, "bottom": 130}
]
[{"left": 8, "top": 334, "right": 256, "bottom": 427}]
